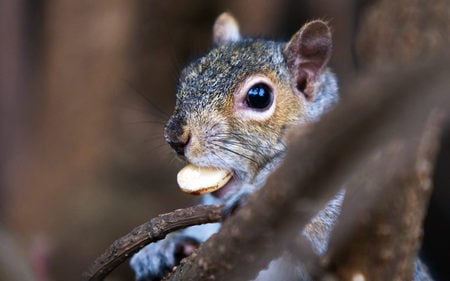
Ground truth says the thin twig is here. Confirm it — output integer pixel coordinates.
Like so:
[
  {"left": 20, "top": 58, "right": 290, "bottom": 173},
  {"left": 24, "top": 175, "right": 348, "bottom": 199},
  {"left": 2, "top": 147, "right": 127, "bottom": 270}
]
[{"left": 82, "top": 204, "right": 225, "bottom": 281}]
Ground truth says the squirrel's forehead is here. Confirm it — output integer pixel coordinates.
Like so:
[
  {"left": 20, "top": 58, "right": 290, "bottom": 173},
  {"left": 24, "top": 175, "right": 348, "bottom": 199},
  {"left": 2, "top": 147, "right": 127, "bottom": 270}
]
[
  {"left": 177, "top": 40, "right": 285, "bottom": 103},
  {"left": 187, "top": 40, "right": 284, "bottom": 77}
]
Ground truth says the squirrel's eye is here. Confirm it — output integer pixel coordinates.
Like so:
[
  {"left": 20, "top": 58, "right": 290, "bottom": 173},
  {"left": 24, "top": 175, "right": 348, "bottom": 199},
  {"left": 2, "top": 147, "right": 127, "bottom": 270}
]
[{"left": 246, "top": 83, "right": 273, "bottom": 109}]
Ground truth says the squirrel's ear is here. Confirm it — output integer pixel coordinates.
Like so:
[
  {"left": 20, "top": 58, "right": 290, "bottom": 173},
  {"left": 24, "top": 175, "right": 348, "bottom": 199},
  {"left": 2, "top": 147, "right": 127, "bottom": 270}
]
[
  {"left": 213, "top": 12, "right": 241, "bottom": 44},
  {"left": 284, "top": 20, "right": 332, "bottom": 100}
]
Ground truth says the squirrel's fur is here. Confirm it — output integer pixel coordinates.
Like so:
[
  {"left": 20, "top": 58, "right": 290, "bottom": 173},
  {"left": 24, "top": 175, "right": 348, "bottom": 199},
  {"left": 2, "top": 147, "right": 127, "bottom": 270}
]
[{"left": 130, "top": 13, "right": 432, "bottom": 281}]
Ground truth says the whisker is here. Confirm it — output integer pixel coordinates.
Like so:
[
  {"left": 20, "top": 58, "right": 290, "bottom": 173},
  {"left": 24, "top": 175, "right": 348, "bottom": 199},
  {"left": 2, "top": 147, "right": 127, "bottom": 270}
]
[
  {"left": 125, "top": 120, "right": 166, "bottom": 126},
  {"left": 214, "top": 143, "right": 259, "bottom": 164},
  {"left": 212, "top": 132, "right": 287, "bottom": 152},
  {"left": 142, "top": 135, "right": 165, "bottom": 144},
  {"left": 210, "top": 137, "right": 285, "bottom": 168},
  {"left": 220, "top": 138, "right": 281, "bottom": 155},
  {"left": 123, "top": 80, "right": 170, "bottom": 119},
  {"left": 209, "top": 150, "right": 229, "bottom": 168}
]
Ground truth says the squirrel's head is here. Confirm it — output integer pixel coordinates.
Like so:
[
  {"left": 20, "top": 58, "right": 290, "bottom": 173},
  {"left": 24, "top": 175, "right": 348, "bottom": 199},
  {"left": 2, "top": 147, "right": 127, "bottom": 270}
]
[{"left": 165, "top": 13, "right": 338, "bottom": 200}]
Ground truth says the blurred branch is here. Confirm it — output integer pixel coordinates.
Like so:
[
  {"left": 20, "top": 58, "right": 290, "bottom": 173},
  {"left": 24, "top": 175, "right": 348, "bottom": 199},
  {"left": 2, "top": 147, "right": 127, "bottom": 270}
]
[
  {"left": 323, "top": 112, "right": 442, "bottom": 280},
  {"left": 82, "top": 204, "right": 224, "bottom": 281}
]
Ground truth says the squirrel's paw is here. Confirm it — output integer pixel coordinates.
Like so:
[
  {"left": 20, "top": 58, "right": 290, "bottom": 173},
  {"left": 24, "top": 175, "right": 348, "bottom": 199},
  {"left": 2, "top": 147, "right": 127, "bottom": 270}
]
[{"left": 130, "top": 234, "right": 199, "bottom": 281}]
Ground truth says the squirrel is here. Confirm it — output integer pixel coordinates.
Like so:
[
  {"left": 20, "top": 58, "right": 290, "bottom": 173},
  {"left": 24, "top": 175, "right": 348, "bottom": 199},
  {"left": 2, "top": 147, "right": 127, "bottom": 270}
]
[{"left": 130, "top": 13, "right": 432, "bottom": 281}]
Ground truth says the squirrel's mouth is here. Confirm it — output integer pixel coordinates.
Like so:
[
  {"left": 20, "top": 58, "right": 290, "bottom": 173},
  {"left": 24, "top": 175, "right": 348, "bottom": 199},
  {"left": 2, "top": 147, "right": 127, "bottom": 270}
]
[
  {"left": 176, "top": 164, "right": 234, "bottom": 197},
  {"left": 211, "top": 176, "right": 237, "bottom": 198}
]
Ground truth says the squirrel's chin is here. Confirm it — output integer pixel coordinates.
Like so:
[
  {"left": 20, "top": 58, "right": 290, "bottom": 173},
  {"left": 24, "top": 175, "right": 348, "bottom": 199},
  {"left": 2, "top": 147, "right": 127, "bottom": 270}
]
[{"left": 212, "top": 176, "right": 237, "bottom": 199}]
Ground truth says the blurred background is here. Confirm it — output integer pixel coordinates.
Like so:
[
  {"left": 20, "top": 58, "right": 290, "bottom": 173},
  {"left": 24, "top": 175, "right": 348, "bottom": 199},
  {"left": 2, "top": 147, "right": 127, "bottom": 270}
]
[{"left": 0, "top": 0, "right": 448, "bottom": 280}]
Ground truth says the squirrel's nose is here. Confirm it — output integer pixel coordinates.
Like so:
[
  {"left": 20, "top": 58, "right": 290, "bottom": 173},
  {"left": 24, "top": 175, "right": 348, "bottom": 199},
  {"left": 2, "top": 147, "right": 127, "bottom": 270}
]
[
  {"left": 165, "top": 126, "right": 191, "bottom": 156},
  {"left": 168, "top": 135, "right": 190, "bottom": 156}
]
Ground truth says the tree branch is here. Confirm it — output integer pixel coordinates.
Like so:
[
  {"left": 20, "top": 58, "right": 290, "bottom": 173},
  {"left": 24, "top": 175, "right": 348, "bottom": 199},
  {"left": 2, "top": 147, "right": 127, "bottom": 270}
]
[
  {"left": 82, "top": 204, "right": 225, "bottom": 281},
  {"left": 323, "top": 112, "right": 443, "bottom": 281}
]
